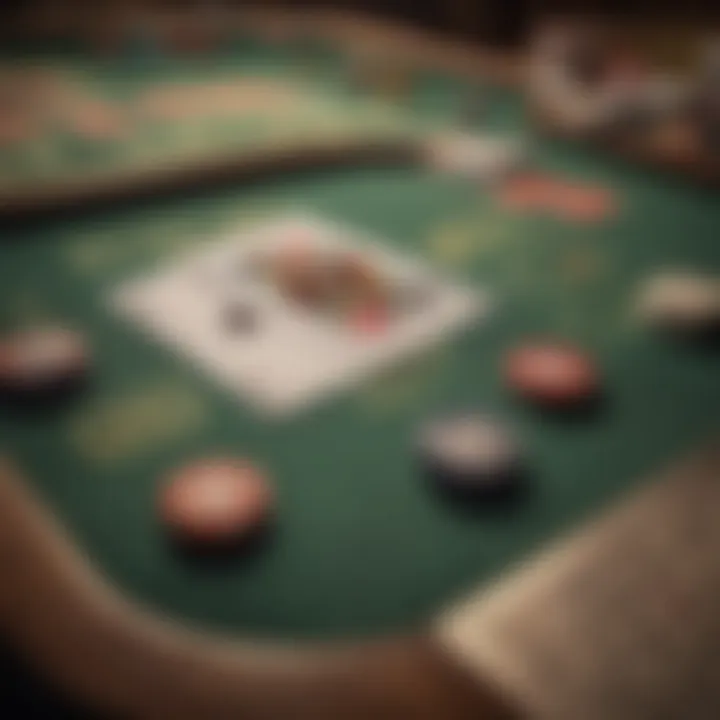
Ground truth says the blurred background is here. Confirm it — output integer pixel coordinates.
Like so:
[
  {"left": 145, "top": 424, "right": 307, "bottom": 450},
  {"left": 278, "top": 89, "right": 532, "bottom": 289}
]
[
  {"left": 1, "top": 0, "right": 719, "bottom": 49},
  {"left": 0, "top": 1, "right": 719, "bottom": 719}
]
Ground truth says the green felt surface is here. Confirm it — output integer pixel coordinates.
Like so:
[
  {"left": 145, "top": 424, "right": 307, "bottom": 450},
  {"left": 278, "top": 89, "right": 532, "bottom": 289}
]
[
  {"left": 0, "top": 47, "right": 719, "bottom": 647},
  {"left": 0, "top": 41, "right": 429, "bottom": 194}
]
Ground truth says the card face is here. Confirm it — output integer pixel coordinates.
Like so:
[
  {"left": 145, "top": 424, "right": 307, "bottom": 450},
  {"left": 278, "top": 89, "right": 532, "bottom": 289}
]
[{"left": 111, "top": 214, "right": 491, "bottom": 417}]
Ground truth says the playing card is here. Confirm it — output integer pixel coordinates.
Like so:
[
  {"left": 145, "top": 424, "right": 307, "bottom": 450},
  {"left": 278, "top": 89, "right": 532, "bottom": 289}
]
[{"left": 111, "top": 213, "right": 490, "bottom": 417}]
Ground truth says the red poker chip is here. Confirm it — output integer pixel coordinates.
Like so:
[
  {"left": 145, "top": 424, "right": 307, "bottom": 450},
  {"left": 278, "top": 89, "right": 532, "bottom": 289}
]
[
  {"left": 159, "top": 459, "right": 274, "bottom": 545},
  {"left": 504, "top": 343, "right": 600, "bottom": 407},
  {"left": 497, "top": 173, "right": 553, "bottom": 211},
  {"left": 0, "top": 327, "right": 89, "bottom": 392},
  {"left": 554, "top": 186, "right": 616, "bottom": 224}
]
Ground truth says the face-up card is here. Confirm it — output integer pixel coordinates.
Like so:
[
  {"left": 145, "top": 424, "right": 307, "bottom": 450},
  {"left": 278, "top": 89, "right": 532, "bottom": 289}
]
[{"left": 111, "top": 214, "right": 490, "bottom": 417}]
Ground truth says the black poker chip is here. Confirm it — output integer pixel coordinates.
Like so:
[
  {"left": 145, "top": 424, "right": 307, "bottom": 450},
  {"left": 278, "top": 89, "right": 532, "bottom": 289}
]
[
  {"left": 0, "top": 326, "right": 90, "bottom": 401},
  {"left": 417, "top": 412, "right": 525, "bottom": 502},
  {"left": 635, "top": 272, "right": 720, "bottom": 336}
]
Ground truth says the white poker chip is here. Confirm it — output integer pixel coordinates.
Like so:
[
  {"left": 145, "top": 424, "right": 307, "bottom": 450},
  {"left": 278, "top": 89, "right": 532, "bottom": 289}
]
[
  {"left": 0, "top": 326, "right": 89, "bottom": 392},
  {"left": 635, "top": 272, "right": 720, "bottom": 332},
  {"left": 425, "top": 133, "right": 524, "bottom": 182},
  {"left": 418, "top": 413, "right": 523, "bottom": 496}
]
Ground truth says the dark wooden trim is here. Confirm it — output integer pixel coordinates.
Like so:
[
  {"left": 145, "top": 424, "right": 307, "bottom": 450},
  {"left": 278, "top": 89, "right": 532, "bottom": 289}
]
[{"left": 0, "top": 140, "right": 421, "bottom": 224}]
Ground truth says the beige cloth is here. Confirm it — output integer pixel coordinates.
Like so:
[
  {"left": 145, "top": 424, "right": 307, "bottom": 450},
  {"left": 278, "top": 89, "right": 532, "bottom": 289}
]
[{"left": 436, "top": 447, "right": 720, "bottom": 720}]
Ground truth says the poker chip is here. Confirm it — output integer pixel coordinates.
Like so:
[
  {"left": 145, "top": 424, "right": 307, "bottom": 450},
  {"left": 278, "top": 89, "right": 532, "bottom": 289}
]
[
  {"left": 504, "top": 342, "right": 600, "bottom": 408},
  {"left": 555, "top": 185, "right": 616, "bottom": 223},
  {"left": 497, "top": 173, "right": 616, "bottom": 224},
  {"left": 425, "top": 133, "right": 523, "bottom": 181},
  {"left": 635, "top": 272, "right": 720, "bottom": 333},
  {"left": 159, "top": 459, "right": 273, "bottom": 546},
  {"left": 418, "top": 412, "right": 524, "bottom": 499},
  {"left": 0, "top": 326, "right": 89, "bottom": 396},
  {"left": 496, "top": 173, "right": 553, "bottom": 211}
]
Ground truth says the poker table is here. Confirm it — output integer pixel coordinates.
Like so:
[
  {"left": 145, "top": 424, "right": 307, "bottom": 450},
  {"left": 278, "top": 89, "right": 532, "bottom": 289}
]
[{"left": 0, "top": 13, "right": 719, "bottom": 719}]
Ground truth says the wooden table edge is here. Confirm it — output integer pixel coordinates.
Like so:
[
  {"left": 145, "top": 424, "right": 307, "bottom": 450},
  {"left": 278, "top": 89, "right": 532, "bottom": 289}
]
[{"left": 0, "top": 456, "right": 516, "bottom": 719}]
